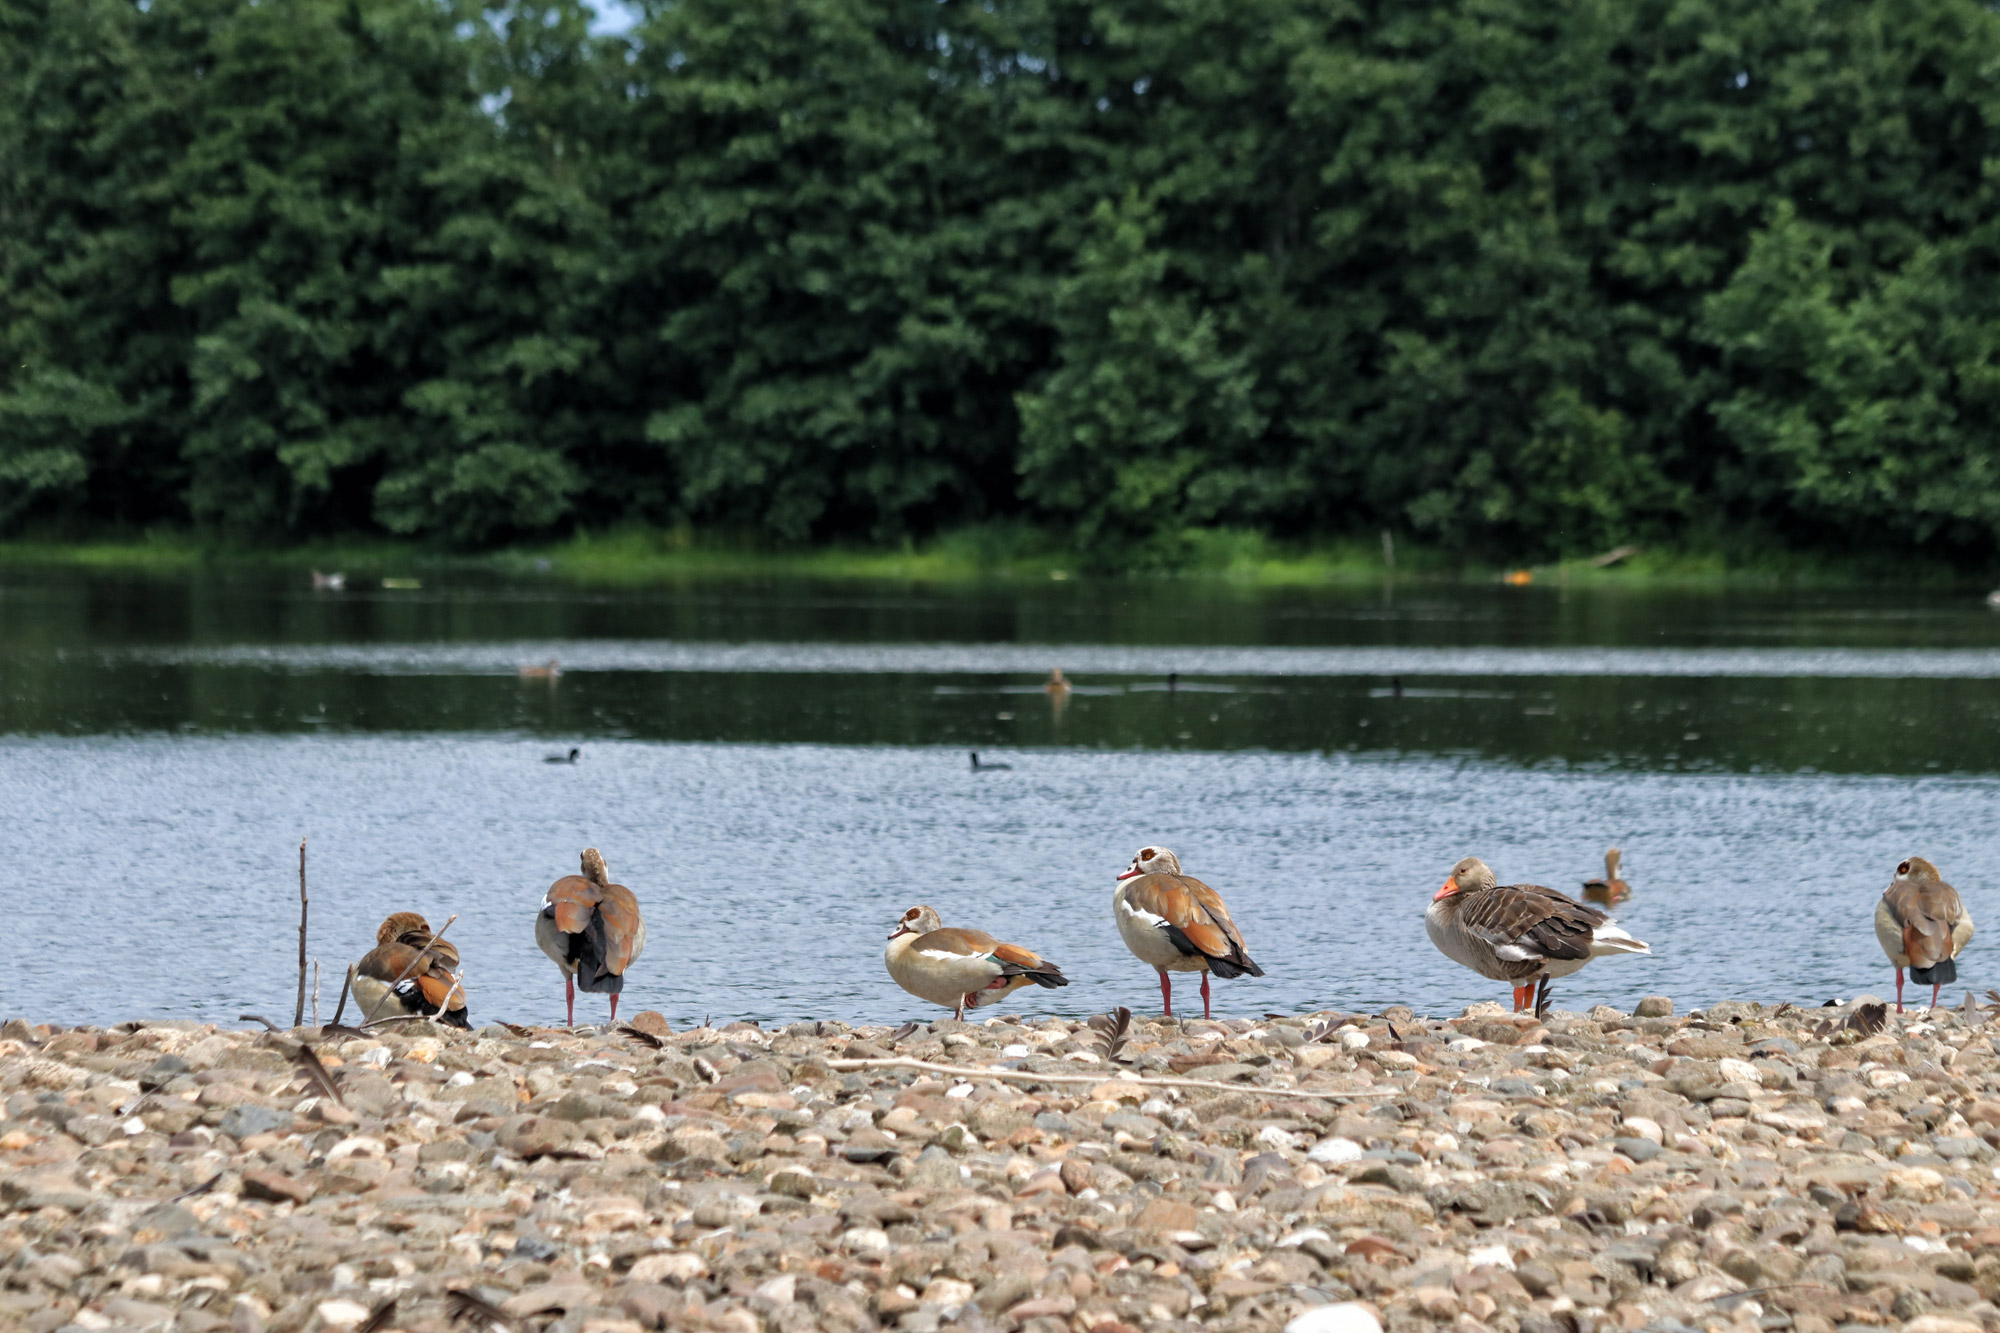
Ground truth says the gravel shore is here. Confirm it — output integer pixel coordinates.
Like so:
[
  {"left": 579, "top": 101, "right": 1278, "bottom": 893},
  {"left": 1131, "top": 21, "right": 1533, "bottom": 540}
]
[{"left": 5, "top": 996, "right": 1999, "bottom": 1333}]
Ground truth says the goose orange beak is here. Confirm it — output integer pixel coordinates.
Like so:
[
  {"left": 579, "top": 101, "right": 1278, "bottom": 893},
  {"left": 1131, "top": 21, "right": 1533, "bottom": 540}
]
[{"left": 1433, "top": 877, "right": 1458, "bottom": 902}]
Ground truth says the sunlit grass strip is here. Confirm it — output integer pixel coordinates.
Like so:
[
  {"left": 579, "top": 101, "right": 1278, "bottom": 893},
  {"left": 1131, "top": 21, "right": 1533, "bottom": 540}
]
[{"left": 0, "top": 525, "right": 1981, "bottom": 588}]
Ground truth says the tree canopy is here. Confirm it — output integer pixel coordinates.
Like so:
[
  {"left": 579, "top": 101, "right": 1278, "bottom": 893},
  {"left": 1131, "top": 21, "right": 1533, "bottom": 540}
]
[{"left": 6, "top": 0, "right": 2000, "bottom": 563}]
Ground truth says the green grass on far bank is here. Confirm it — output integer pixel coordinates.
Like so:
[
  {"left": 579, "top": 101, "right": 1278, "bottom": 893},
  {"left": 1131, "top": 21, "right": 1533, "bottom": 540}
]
[{"left": 0, "top": 523, "right": 1987, "bottom": 589}]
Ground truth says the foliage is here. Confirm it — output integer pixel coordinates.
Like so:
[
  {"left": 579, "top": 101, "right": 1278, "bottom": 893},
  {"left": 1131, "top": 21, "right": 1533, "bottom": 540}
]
[{"left": 5, "top": 0, "right": 2000, "bottom": 564}]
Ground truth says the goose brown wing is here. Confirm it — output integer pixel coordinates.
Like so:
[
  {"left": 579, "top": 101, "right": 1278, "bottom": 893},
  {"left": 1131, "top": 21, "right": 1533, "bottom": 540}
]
[
  {"left": 1455, "top": 884, "right": 1602, "bottom": 963},
  {"left": 991, "top": 941, "right": 1068, "bottom": 988},
  {"left": 595, "top": 882, "right": 646, "bottom": 974},
  {"left": 914, "top": 927, "right": 1002, "bottom": 958},
  {"left": 547, "top": 873, "right": 602, "bottom": 935},
  {"left": 1132, "top": 872, "right": 1263, "bottom": 978},
  {"left": 1887, "top": 881, "right": 1961, "bottom": 968}
]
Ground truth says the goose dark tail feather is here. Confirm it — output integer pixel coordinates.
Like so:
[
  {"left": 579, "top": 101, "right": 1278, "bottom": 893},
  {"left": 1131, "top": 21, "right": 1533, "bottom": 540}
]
[
  {"left": 567, "top": 913, "right": 625, "bottom": 994},
  {"left": 1912, "top": 958, "right": 1957, "bottom": 986}
]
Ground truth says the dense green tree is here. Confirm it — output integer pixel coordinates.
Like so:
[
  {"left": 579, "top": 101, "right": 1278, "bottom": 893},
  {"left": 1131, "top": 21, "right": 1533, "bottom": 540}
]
[{"left": 6, "top": 0, "right": 2000, "bottom": 563}]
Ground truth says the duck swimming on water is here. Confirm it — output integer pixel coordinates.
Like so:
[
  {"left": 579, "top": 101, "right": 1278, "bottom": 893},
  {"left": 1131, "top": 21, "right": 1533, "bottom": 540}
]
[
  {"left": 1582, "top": 846, "right": 1630, "bottom": 905},
  {"left": 969, "top": 751, "right": 1011, "bottom": 771},
  {"left": 545, "top": 748, "right": 579, "bottom": 764}
]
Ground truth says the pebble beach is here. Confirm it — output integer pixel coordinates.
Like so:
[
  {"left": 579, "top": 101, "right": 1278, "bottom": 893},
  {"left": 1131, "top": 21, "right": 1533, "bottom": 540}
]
[{"left": 5, "top": 996, "right": 1998, "bottom": 1333}]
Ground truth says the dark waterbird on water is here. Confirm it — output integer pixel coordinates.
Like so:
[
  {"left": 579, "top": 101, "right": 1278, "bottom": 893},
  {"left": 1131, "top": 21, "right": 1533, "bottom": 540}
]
[
  {"left": 969, "top": 751, "right": 1011, "bottom": 771},
  {"left": 545, "top": 748, "right": 579, "bottom": 764}
]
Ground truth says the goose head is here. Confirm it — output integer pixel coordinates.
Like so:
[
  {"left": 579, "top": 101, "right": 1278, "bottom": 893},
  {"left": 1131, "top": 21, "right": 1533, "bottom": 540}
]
[
  {"left": 1436, "top": 856, "right": 1497, "bottom": 901},
  {"left": 1119, "top": 845, "right": 1181, "bottom": 880},
  {"left": 888, "top": 905, "right": 943, "bottom": 940}
]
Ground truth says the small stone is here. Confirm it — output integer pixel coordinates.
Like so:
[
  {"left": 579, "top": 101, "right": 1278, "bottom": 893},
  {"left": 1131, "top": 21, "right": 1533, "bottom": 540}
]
[
  {"left": 1308, "top": 1136, "right": 1364, "bottom": 1164},
  {"left": 1285, "top": 1303, "right": 1384, "bottom": 1333},
  {"left": 628, "top": 1252, "right": 707, "bottom": 1285},
  {"left": 906, "top": 1145, "right": 961, "bottom": 1190},
  {"left": 240, "top": 1169, "right": 313, "bottom": 1205},
  {"left": 314, "top": 1299, "right": 373, "bottom": 1330},
  {"left": 626, "top": 1010, "right": 673, "bottom": 1039},
  {"left": 1611, "top": 1137, "right": 1661, "bottom": 1163},
  {"left": 217, "top": 1105, "right": 292, "bottom": 1140},
  {"left": 1634, "top": 996, "right": 1674, "bottom": 1018}
]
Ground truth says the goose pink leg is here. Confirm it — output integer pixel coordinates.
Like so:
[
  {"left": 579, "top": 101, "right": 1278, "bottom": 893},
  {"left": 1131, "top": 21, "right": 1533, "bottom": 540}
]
[
  {"left": 565, "top": 973, "right": 576, "bottom": 1026},
  {"left": 1200, "top": 972, "right": 1213, "bottom": 1020},
  {"left": 1158, "top": 969, "right": 1173, "bottom": 1017}
]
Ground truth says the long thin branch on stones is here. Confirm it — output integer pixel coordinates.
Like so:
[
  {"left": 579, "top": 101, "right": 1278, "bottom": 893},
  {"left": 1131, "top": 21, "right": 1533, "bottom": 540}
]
[
  {"left": 825, "top": 1056, "right": 1400, "bottom": 1099},
  {"left": 292, "top": 835, "right": 309, "bottom": 1028},
  {"left": 238, "top": 1013, "right": 345, "bottom": 1106},
  {"left": 358, "top": 912, "right": 460, "bottom": 1028}
]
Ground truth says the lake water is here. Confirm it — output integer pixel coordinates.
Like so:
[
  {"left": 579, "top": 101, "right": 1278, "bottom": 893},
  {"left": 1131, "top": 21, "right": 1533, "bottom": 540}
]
[{"left": 2, "top": 567, "right": 1995, "bottom": 1028}]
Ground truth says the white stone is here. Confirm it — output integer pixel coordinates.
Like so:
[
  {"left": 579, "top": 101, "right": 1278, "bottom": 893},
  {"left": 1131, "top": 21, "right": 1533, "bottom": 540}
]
[
  {"left": 1259, "top": 1125, "right": 1301, "bottom": 1151},
  {"left": 1284, "top": 1302, "right": 1385, "bottom": 1333},
  {"left": 1309, "top": 1136, "right": 1364, "bottom": 1165},
  {"left": 1620, "top": 1116, "right": 1664, "bottom": 1145},
  {"left": 1868, "top": 1068, "right": 1911, "bottom": 1089},
  {"left": 1467, "top": 1244, "right": 1515, "bottom": 1270},
  {"left": 1001, "top": 1044, "right": 1031, "bottom": 1058},
  {"left": 1718, "top": 1058, "right": 1761, "bottom": 1085},
  {"left": 1340, "top": 1030, "right": 1370, "bottom": 1051},
  {"left": 919, "top": 1277, "right": 976, "bottom": 1308},
  {"left": 754, "top": 1275, "right": 796, "bottom": 1306},
  {"left": 629, "top": 1251, "right": 708, "bottom": 1284},
  {"left": 316, "top": 1299, "right": 374, "bottom": 1329},
  {"left": 326, "top": 1136, "right": 387, "bottom": 1161},
  {"left": 841, "top": 1226, "right": 891, "bottom": 1254}
]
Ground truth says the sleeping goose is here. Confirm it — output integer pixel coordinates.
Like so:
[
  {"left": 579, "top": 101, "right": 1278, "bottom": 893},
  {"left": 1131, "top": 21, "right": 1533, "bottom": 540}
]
[
  {"left": 1113, "top": 845, "right": 1262, "bottom": 1019},
  {"left": 1876, "top": 856, "right": 1974, "bottom": 1012},
  {"left": 884, "top": 906, "right": 1067, "bottom": 1020},
  {"left": 537, "top": 847, "right": 647, "bottom": 1026},
  {"left": 352, "top": 912, "right": 469, "bottom": 1028},
  {"left": 1427, "top": 856, "right": 1649, "bottom": 1016}
]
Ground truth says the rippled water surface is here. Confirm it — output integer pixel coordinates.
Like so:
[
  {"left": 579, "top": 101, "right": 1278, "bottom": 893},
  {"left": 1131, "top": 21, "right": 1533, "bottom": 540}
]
[{"left": 1, "top": 567, "right": 1995, "bottom": 1026}]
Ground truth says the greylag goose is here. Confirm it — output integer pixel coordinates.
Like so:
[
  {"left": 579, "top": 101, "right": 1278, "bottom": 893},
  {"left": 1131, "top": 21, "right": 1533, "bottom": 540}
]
[
  {"left": 353, "top": 912, "right": 468, "bottom": 1028},
  {"left": 1113, "top": 846, "right": 1262, "bottom": 1019},
  {"left": 885, "top": 906, "right": 1067, "bottom": 1019},
  {"left": 1581, "top": 846, "right": 1630, "bottom": 905},
  {"left": 537, "top": 847, "right": 646, "bottom": 1025},
  {"left": 1875, "top": 856, "right": 1973, "bottom": 1012},
  {"left": 1428, "top": 856, "right": 1649, "bottom": 1015}
]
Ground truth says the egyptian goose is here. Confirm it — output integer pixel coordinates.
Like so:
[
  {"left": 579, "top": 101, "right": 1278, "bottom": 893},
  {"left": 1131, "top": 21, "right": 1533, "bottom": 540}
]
[
  {"left": 352, "top": 912, "right": 469, "bottom": 1028},
  {"left": 1875, "top": 856, "right": 1974, "bottom": 1012},
  {"left": 1428, "top": 856, "right": 1650, "bottom": 1015},
  {"left": 1113, "top": 846, "right": 1263, "bottom": 1019},
  {"left": 520, "top": 658, "right": 561, "bottom": 679},
  {"left": 536, "top": 847, "right": 647, "bottom": 1026},
  {"left": 1581, "top": 847, "right": 1630, "bottom": 905},
  {"left": 885, "top": 906, "right": 1068, "bottom": 1020}
]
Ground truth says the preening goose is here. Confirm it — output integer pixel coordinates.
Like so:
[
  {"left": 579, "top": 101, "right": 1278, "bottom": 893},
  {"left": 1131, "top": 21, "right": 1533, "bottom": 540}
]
[
  {"left": 537, "top": 847, "right": 647, "bottom": 1026},
  {"left": 884, "top": 905, "right": 1068, "bottom": 1020},
  {"left": 1427, "top": 856, "right": 1650, "bottom": 1016},
  {"left": 1876, "top": 856, "right": 1974, "bottom": 1012},
  {"left": 352, "top": 912, "right": 469, "bottom": 1028},
  {"left": 1113, "top": 845, "right": 1263, "bottom": 1019},
  {"left": 1581, "top": 846, "right": 1630, "bottom": 906}
]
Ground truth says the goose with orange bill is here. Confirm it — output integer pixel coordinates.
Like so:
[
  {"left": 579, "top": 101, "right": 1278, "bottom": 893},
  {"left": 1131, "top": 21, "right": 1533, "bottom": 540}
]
[{"left": 1427, "top": 856, "right": 1650, "bottom": 1016}]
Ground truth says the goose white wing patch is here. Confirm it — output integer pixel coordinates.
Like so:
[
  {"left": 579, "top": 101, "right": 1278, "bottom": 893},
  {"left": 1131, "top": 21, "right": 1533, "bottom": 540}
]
[
  {"left": 1119, "top": 900, "right": 1168, "bottom": 929},
  {"left": 1493, "top": 944, "right": 1539, "bottom": 962}
]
